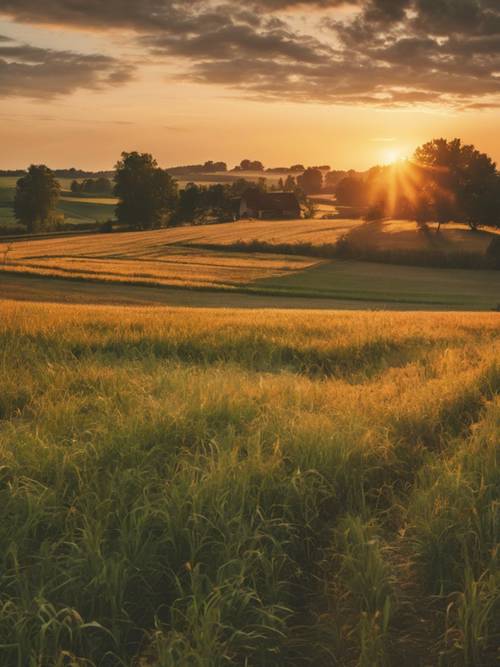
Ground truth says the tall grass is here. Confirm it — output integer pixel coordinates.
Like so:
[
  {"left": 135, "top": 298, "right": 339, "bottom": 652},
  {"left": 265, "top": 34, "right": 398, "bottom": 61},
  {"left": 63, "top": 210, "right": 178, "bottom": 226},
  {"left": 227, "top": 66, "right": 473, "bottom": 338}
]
[{"left": 0, "top": 301, "right": 498, "bottom": 665}]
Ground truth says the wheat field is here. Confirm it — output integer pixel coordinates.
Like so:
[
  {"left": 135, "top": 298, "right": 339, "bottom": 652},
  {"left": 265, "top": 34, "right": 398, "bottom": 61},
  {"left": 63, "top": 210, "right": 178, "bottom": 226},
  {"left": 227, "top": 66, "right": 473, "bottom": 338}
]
[
  {"left": 0, "top": 300, "right": 498, "bottom": 666},
  {"left": 2, "top": 219, "right": 500, "bottom": 309}
]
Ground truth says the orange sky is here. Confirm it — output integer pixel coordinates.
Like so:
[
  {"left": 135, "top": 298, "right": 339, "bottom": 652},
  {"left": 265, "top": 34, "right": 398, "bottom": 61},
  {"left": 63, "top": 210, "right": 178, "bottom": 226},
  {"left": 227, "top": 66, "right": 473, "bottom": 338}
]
[{"left": 1, "top": 1, "right": 500, "bottom": 171}]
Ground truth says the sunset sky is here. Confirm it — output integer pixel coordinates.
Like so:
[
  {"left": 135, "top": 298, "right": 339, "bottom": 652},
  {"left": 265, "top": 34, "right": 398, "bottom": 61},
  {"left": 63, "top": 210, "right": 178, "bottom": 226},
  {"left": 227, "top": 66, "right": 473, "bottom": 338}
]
[{"left": 1, "top": 0, "right": 500, "bottom": 171}]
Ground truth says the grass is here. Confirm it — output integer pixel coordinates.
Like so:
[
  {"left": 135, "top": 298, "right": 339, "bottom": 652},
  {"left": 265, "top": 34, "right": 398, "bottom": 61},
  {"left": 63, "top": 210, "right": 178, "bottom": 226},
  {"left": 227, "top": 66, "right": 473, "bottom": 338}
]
[
  {"left": 0, "top": 301, "right": 499, "bottom": 665},
  {"left": 256, "top": 259, "right": 500, "bottom": 309}
]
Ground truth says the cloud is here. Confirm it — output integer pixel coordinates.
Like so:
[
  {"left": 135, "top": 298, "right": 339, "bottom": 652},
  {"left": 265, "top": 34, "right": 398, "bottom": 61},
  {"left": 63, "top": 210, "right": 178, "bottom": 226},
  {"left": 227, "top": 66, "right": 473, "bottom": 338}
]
[
  {"left": 0, "top": 1, "right": 198, "bottom": 31},
  {"left": 0, "top": 38, "right": 133, "bottom": 99},
  {"left": 1, "top": 0, "right": 500, "bottom": 109}
]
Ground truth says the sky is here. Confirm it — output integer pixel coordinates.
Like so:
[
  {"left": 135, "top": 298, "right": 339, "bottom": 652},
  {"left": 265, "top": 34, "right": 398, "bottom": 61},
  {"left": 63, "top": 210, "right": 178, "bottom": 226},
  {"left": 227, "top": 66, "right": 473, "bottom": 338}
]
[{"left": 1, "top": 0, "right": 500, "bottom": 171}]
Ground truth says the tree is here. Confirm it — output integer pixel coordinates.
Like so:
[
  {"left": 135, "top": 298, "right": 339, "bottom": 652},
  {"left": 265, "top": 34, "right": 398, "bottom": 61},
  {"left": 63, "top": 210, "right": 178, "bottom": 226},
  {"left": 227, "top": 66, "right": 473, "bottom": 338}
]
[
  {"left": 14, "top": 165, "right": 60, "bottom": 232},
  {"left": 334, "top": 175, "right": 367, "bottom": 206},
  {"left": 324, "top": 170, "right": 347, "bottom": 189},
  {"left": 303, "top": 199, "right": 318, "bottom": 219},
  {"left": 239, "top": 159, "right": 264, "bottom": 171},
  {"left": 297, "top": 168, "right": 323, "bottom": 195},
  {"left": 114, "top": 152, "right": 178, "bottom": 229},
  {"left": 176, "top": 182, "right": 201, "bottom": 223},
  {"left": 284, "top": 175, "right": 296, "bottom": 192},
  {"left": 70, "top": 179, "right": 80, "bottom": 194},
  {"left": 413, "top": 138, "right": 500, "bottom": 230},
  {"left": 95, "top": 177, "right": 112, "bottom": 193}
]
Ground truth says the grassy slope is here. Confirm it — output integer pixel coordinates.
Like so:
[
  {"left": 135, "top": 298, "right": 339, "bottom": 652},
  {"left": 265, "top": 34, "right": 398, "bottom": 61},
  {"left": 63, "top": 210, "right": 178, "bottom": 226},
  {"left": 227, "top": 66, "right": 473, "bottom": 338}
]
[{"left": 0, "top": 301, "right": 498, "bottom": 666}]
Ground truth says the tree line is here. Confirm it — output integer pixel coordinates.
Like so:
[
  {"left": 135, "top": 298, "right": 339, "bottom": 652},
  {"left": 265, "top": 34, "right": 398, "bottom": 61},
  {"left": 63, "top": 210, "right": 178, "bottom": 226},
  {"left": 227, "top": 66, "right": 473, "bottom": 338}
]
[
  {"left": 11, "top": 139, "right": 500, "bottom": 233},
  {"left": 12, "top": 152, "right": 317, "bottom": 231},
  {"left": 70, "top": 177, "right": 112, "bottom": 195}
]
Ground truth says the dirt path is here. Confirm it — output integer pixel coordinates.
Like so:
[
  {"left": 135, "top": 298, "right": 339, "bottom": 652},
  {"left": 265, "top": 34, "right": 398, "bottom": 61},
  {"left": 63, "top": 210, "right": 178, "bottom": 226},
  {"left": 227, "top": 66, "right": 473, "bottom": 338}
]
[{"left": 0, "top": 273, "right": 390, "bottom": 310}]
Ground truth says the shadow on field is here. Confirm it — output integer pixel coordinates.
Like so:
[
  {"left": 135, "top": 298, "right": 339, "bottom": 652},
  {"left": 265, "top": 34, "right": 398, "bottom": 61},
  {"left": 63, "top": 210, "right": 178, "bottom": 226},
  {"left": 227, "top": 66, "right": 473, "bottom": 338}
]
[{"left": 0, "top": 272, "right": 450, "bottom": 311}]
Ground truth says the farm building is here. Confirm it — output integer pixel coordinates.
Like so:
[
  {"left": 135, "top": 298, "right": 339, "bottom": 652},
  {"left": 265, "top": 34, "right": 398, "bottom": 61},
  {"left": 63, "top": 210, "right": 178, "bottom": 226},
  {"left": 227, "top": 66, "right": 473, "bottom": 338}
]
[{"left": 237, "top": 188, "right": 301, "bottom": 219}]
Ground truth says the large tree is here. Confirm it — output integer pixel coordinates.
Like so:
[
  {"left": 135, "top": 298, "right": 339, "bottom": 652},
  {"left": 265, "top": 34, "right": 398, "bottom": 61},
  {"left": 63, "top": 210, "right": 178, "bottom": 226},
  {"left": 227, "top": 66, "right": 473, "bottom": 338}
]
[
  {"left": 414, "top": 138, "right": 500, "bottom": 230},
  {"left": 297, "top": 168, "right": 323, "bottom": 195},
  {"left": 14, "top": 165, "right": 60, "bottom": 232},
  {"left": 114, "top": 152, "right": 178, "bottom": 229}
]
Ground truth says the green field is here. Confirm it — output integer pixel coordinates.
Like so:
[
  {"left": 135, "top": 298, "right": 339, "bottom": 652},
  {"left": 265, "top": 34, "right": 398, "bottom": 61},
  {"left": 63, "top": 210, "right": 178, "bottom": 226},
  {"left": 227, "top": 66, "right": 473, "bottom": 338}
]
[
  {"left": 0, "top": 176, "right": 116, "bottom": 228},
  {"left": 256, "top": 259, "right": 500, "bottom": 308},
  {"left": 0, "top": 301, "right": 498, "bottom": 665}
]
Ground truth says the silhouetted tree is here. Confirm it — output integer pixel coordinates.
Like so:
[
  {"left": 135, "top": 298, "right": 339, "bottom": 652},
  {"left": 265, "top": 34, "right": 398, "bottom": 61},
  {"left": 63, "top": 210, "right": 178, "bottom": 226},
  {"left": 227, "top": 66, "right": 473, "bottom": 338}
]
[
  {"left": 95, "top": 177, "right": 112, "bottom": 193},
  {"left": 414, "top": 138, "right": 500, "bottom": 230},
  {"left": 297, "top": 168, "right": 323, "bottom": 195},
  {"left": 70, "top": 179, "right": 80, "bottom": 194},
  {"left": 230, "top": 179, "right": 253, "bottom": 196},
  {"left": 335, "top": 174, "right": 367, "bottom": 206},
  {"left": 284, "top": 175, "right": 296, "bottom": 192},
  {"left": 177, "top": 182, "right": 201, "bottom": 222},
  {"left": 14, "top": 165, "right": 60, "bottom": 232},
  {"left": 324, "top": 170, "right": 347, "bottom": 190},
  {"left": 239, "top": 159, "right": 264, "bottom": 171},
  {"left": 114, "top": 152, "right": 178, "bottom": 229}
]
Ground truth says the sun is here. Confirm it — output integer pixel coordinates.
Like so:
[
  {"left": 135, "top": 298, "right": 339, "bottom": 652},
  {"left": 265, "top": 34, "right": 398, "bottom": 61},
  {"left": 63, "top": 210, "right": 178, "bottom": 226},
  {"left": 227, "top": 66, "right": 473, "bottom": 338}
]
[{"left": 381, "top": 147, "right": 403, "bottom": 165}]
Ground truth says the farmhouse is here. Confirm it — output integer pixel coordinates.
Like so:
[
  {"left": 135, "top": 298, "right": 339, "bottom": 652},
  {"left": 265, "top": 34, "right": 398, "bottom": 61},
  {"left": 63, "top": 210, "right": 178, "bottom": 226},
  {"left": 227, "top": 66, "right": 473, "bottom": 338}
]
[{"left": 237, "top": 188, "right": 301, "bottom": 219}]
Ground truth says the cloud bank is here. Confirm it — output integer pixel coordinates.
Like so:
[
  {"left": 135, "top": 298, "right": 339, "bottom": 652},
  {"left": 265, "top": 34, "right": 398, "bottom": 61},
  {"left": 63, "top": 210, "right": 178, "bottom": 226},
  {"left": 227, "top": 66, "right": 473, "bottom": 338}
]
[{"left": 1, "top": 0, "right": 499, "bottom": 108}]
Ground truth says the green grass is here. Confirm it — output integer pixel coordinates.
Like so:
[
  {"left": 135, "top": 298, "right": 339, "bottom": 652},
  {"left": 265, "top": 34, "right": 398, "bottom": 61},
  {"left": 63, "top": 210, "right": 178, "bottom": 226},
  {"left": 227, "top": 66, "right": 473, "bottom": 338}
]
[
  {"left": 254, "top": 259, "right": 500, "bottom": 309},
  {"left": 0, "top": 302, "right": 499, "bottom": 666},
  {"left": 57, "top": 198, "right": 115, "bottom": 224}
]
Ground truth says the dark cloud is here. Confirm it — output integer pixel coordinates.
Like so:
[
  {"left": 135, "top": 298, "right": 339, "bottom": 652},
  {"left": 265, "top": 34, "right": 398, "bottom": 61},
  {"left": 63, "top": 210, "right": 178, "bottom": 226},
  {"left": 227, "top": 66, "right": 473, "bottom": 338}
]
[
  {"left": 0, "top": 1, "right": 187, "bottom": 31},
  {"left": 0, "top": 40, "right": 133, "bottom": 98},
  {"left": 1, "top": 0, "right": 500, "bottom": 108}
]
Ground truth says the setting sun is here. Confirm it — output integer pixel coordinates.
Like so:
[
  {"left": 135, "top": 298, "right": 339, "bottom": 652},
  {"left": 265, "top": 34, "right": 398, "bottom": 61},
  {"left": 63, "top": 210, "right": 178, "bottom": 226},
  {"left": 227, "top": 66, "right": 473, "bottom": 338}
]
[{"left": 381, "top": 147, "right": 404, "bottom": 165}]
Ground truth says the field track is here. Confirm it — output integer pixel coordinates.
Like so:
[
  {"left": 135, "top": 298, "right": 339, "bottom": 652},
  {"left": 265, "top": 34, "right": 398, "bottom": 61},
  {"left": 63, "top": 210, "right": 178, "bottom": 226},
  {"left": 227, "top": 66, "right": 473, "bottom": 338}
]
[{"left": 0, "top": 272, "right": 435, "bottom": 310}]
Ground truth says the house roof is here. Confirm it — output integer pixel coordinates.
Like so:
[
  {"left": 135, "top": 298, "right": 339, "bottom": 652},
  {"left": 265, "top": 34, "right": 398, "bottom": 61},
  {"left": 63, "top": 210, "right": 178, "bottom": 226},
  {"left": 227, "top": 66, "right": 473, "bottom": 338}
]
[{"left": 242, "top": 188, "right": 300, "bottom": 212}]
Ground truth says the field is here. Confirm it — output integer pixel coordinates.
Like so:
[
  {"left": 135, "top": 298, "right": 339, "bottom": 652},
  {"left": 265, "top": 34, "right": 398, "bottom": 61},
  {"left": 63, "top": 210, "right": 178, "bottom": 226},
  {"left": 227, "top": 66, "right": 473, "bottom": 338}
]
[
  {"left": 0, "top": 177, "right": 115, "bottom": 227},
  {"left": 0, "top": 300, "right": 499, "bottom": 665},
  {"left": 2, "top": 222, "right": 500, "bottom": 309},
  {"left": 348, "top": 219, "right": 498, "bottom": 255}
]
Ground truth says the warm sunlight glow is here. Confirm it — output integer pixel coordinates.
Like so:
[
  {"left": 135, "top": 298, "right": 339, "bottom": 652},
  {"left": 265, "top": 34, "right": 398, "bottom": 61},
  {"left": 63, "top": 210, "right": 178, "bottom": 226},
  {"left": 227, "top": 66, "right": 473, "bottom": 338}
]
[{"left": 381, "top": 147, "right": 404, "bottom": 165}]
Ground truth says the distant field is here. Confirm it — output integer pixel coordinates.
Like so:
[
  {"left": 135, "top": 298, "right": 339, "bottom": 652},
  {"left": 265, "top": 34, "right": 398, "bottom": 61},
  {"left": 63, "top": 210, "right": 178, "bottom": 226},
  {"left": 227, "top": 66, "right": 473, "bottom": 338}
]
[
  {"left": 2, "top": 222, "right": 499, "bottom": 308},
  {"left": 0, "top": 176, "right": 115, "bottom": 227},
  {"left": 0, "top": 172, "right": 291, "bottom": 228},
  {"left": 0, "top": 301, "right": 498, "bottom": 665}
]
